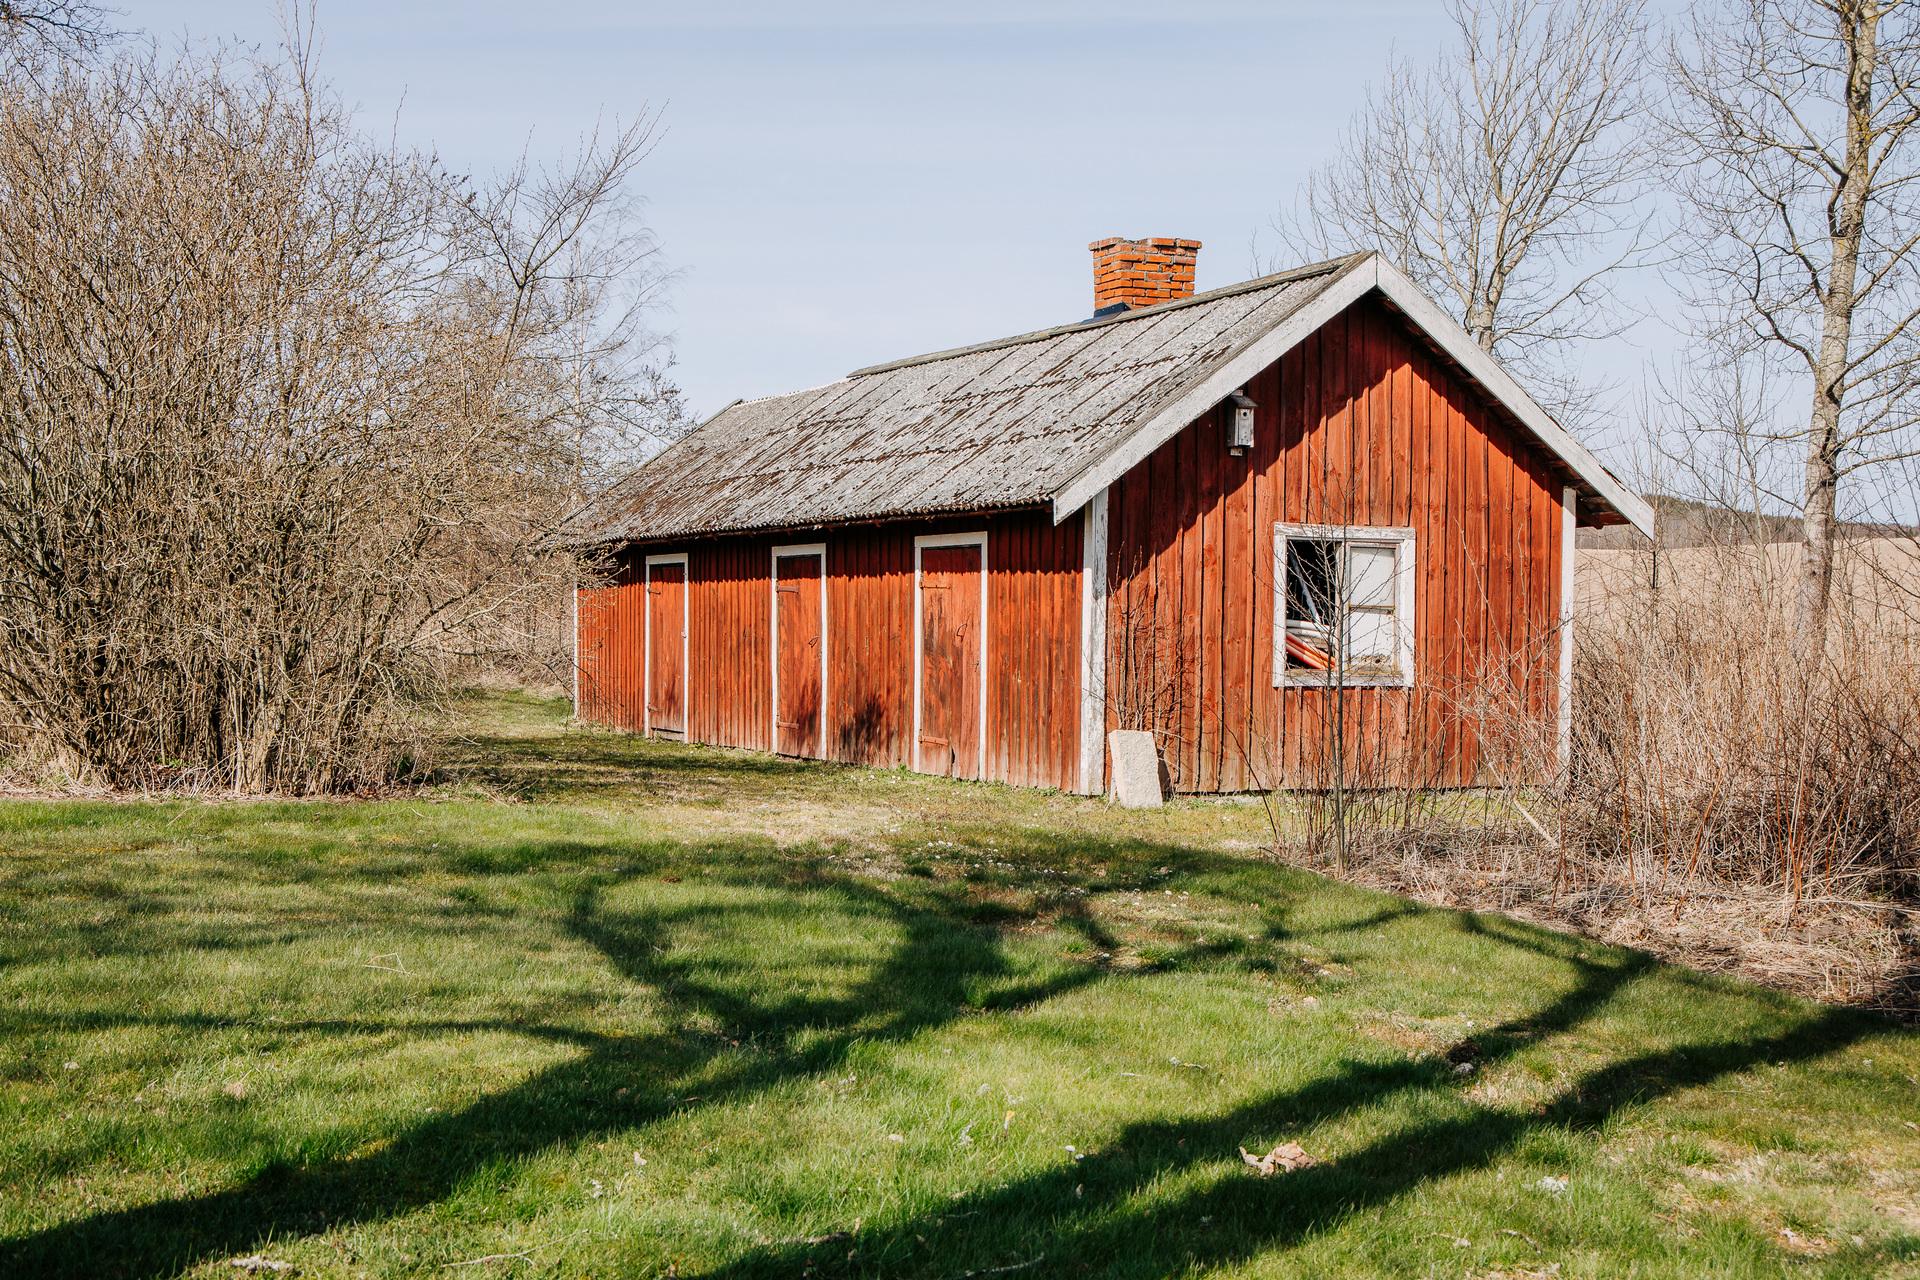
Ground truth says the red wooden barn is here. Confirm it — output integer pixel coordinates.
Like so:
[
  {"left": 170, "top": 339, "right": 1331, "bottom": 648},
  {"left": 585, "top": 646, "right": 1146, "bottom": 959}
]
[{"left": 567, "top": 239, "right": 1652, "bottom": 794}]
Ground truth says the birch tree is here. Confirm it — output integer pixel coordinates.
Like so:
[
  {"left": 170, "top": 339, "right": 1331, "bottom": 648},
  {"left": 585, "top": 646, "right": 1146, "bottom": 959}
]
[
  {"left": 1272, "top": 0, "right": 1653, "bottom": 418},
  {"left": 1669, "top": 0, "right": 1920, "bottom": 635}
]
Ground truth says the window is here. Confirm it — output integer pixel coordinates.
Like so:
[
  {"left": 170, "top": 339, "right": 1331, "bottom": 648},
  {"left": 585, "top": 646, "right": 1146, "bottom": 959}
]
[{"left": 1273, "top": 524, "right": 1415, "bottom": 686}]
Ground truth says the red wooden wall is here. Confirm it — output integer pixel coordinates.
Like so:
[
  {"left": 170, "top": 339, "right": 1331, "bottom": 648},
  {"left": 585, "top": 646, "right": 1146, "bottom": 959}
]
[
  {"left": 581, "top": 295, "right": 1568, "bottom": 795},
  {"left": 576, "top": 510, "right": 1084, "bottom": 791},
  {"left": 1103, "top": 295, "right": 1565, "bottom": 792}
]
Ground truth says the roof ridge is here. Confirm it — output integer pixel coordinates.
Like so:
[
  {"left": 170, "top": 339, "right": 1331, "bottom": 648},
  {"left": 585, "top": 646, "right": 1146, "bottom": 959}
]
[
  {"left": 844, "top": 251, "right": 1371, "bottom": 380},
  {"left": 731, "top": 376, "right": 851, "bottom": 409}
]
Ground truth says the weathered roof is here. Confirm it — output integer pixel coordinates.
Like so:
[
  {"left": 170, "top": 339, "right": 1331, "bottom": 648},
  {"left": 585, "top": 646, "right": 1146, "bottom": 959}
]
[{"left": 570, "top": 251, "right": 1652, "bottom": 544}]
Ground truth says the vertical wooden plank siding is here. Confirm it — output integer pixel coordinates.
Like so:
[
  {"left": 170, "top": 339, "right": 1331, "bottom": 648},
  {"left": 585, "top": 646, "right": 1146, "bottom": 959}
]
[
  {"left": 573, "top": 510, "right": 1083, "bottom": 791},
  {"left": 1104, "top": 296, "right": 1567, "bottom": 789},
  {"left": 917, "top": 542, "right": 985, "bottom": 778},
  {"left": 644, "top": 559, "right": 687, "bottom": 737},
  {"left": 774, "top": 551, "right": 825, "bottom": 757},
  {"left": 579, "top": 297, "right": 1569, "bottom": 793}
]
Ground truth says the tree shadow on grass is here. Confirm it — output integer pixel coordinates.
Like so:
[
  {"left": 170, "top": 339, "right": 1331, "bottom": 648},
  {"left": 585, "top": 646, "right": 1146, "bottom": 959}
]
[
  {"left": 691, "top": 928, "right": 1881, "bottom": 1279},
  {"left": 446, "top": 726, "right": 845, "bottom": 806},
  {"left": 0, "top": 845, "right": 1234, "bottom": 1278},
  {"left": 0, "top": 829, "right": 1883, "bottom": 1280}
]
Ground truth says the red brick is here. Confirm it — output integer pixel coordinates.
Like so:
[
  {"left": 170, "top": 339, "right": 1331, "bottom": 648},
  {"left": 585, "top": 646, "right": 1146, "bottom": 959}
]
[{"left": 1089, "top": 234, "right": 1204, "bottom": 312}]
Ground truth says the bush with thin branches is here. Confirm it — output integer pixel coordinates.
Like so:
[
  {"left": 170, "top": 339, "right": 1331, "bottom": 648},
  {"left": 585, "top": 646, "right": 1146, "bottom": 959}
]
[{"left": 0, "top": 41, "right": 673, "bottom": 791}]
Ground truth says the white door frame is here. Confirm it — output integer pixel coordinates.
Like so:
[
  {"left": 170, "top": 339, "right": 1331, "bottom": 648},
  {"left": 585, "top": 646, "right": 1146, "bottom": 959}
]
[
  {"left": 770, "top": 542, "right": 828, "bottom": 755},
  {"left": 912, "top": 531, "right": 989, "bottom": 777},
  {"left": 643, "top": 552, "right": 689, "bottom": 738}
]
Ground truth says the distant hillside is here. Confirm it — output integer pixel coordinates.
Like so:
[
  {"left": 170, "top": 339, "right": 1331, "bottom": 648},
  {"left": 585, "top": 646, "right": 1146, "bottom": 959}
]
[{"left": 1577, "top": 493, "right": 1916, "bottom": 549}]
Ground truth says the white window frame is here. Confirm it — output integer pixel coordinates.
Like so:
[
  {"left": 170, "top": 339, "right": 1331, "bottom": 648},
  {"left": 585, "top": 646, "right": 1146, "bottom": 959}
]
[
  {"left": 1272, "top": 524, "right": 1416, "bottom": 688},
  {"left": 770, "top": 542, "right": 829, "bottom": 755},
  {"left": 912, "top": 530, "right": 989, "bottom": 777},
  {"left": 643, "top": 552, "right": 689, "bottom": 736}
]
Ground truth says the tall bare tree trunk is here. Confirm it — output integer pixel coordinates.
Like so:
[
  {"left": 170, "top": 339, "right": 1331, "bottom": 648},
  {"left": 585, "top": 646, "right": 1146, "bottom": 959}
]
[
  {"left": 1800, "top": 0, "right": 1877, "bottom": 635},
  {"left": 1464, "top": 299, "right": 1498, "bottom": 354}
]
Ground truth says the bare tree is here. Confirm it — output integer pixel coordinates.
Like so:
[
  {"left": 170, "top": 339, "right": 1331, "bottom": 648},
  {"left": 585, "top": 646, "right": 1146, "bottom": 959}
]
[
  {"left": 0, "top": 39, "right": 675, "bottom": 791},
  {"left": 0, "top": 0, "right": 116, "bottom": 59},
  {"left": 1272, "top": 0, "right": 1653, "bottom": 418},
  {"left": 1668, "top": 0, "right": 1920, "bottom": 635}
]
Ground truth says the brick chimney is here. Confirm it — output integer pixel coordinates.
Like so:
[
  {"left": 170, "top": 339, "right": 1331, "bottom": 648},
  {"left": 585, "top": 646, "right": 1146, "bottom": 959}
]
[{"left": 1089, "top": 235, "right": 1202, "bottom": 313}]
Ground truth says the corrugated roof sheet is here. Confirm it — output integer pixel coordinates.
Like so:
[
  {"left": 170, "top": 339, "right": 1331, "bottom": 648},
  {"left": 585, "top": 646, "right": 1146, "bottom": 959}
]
[{"left": 567, "top": 254, "right": 1367, "bottom": 544}]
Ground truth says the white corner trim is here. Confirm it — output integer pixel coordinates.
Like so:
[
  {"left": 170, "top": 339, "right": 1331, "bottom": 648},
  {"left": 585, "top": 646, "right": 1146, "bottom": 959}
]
[
  {"left": 1048, "top": 254, "right": 1654, "bottom": 540},
  {"left": 911, "top": 531, "right": 989, "bottom": 778},
  {"left": 570, "top": 576, "right": 580, "bottom": 720},
  {"left": 643, "top": 552, "right": 689, "bottom": 738},
  {"left": 770, "top": 542, "right": 828, "bottom": 756},
  {"left": 1558, "top": 488, "right": 1577, "bottom": 772},
  {"left": 1050, "top": 255, "right": 1379, "bottom": 523},
  {"left": 1271, "top": 523, "right": 1418, "bottom": 689},
  {"left": 1077, "top": 490, "right": 1110, "bottom": 795}
]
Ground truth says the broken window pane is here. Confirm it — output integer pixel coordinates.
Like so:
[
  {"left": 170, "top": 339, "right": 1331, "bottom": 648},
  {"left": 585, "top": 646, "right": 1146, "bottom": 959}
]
[
  {"left": 1284, "top": 537, "right": 1338, "bottom": 626},
  {"left": 1279, "top": 531, "right": 1409, "bottom": 678}
]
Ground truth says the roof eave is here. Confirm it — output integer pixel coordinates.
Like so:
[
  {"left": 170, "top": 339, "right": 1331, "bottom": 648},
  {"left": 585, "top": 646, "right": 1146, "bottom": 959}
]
[{"left": 1046, "top": 254, "right": 1655, "bottom": 539}]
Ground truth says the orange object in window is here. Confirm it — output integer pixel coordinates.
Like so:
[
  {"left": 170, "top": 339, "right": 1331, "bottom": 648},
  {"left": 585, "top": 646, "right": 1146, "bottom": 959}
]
[{"left": 1284, "top": 630, "right": 1335, "bottom": 671}]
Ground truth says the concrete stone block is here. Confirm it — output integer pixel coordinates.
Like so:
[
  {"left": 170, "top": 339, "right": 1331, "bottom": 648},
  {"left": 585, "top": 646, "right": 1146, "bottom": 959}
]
[{"left": 1107, "top": 729, "right": 1164, "bottom": 808}]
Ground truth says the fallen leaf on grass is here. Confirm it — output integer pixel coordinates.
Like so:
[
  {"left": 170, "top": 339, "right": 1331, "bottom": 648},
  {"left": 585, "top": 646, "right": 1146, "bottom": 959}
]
[
  {"left": 1780, "top": 1226, "right": 1832, "bottom": 1254},
  {"left": 1238, "top": 1142, "right": 1317, "bottom": 1176}
]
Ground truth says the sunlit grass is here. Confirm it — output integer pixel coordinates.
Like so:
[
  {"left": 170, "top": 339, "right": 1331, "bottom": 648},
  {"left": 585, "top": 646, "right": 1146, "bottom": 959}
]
[{"left": 1, "top": 692, "right": 1915, "bottom": 1278}]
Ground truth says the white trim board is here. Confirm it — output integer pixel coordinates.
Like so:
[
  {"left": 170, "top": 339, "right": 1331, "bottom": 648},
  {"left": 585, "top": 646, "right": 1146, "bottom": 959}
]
[
  {"left": 1558, "top": 488, "right": 1577, "bottom": 772},
  {"left": 1048, "top": 254, "right": 1654, "bottom": 538},
  {"left": 912, "top": 531, "right": 989, "bottom": 779},
  {"left": 770, "top": 542, "right": 829, "bottom": 757},
  {"left": 643, "top": 552, "right": 689, "bottom": 738},
  {"left": 1077, "top": 490, "right": 1110, "bottom": 795}
]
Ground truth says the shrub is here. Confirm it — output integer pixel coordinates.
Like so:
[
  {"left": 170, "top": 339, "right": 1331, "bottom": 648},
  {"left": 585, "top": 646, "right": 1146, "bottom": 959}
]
[
  {"left": 0, "top": 42, "right": 671, "bottom": 791},
  {"left": 1567, "top": 538, "right": 1920, "bottom": 904}
]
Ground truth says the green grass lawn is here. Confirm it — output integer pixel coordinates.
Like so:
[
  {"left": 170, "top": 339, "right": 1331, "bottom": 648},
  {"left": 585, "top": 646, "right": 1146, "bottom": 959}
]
[{"left": 2, "top": 692, "right": 1916, "bottom": 1279}]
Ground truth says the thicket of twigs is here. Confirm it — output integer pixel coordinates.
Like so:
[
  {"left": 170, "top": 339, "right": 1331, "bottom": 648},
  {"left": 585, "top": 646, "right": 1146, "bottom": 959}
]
[
  {"left": 0, "top": 38, "right": 675, "bottom": 792},
  {"left": 1567, "top": 541, "right": 1920, "bottom": 905},
  {"left": 1275, "top": 534, "right": 1920, "bottom": 1009}
]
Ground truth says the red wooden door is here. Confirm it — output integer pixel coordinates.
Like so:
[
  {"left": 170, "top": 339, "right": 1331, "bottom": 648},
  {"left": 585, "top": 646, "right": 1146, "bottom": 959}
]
[
  {"left": 774, "top": 552, "right": 824, "bottom": 756},
  {"left": 647, "top": 560, "right": 686, "bottom": 738},
  {"left": 917, "top": 543, "right": 983, "bottom": 778}
]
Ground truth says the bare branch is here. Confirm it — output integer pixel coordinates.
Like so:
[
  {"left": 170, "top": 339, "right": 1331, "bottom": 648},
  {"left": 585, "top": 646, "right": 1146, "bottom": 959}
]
[
  {"left": 1667, "top": 0, "right": 1920, "bottom": 631},
  {"left": 1271, "top": 0, "right": 1656, "bottom": 427}
]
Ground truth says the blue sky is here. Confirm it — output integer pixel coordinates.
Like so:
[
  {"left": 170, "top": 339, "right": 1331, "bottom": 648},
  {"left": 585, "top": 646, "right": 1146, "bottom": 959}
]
[{"left": 138, "top": 2, "right": 1653, "bottom": 464}]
